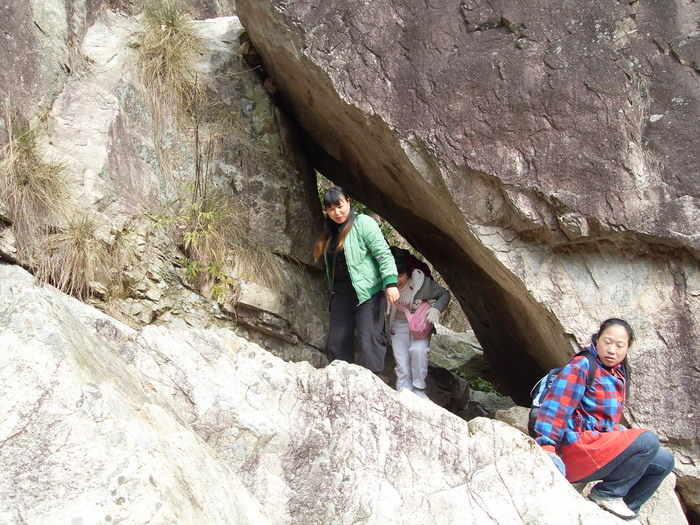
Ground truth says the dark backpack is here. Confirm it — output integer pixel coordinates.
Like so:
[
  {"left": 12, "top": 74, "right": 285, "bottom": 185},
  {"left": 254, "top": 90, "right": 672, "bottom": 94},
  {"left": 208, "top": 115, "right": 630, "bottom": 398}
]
[{"left": 527, "top": 351, "right": 630, "bottom": 438}]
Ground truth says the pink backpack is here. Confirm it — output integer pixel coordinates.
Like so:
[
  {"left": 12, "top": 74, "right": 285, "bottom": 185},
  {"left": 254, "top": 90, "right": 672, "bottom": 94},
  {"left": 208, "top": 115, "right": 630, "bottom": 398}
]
[{"left": 395, "top": 301, "right": 434, "bottom": 339}]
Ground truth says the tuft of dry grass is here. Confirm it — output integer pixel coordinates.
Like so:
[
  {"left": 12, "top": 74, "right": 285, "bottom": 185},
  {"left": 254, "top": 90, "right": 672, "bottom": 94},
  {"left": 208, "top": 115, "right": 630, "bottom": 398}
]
[
  {"left": 0, "top": 112, "right": 69, "bottom": 249},
  {"left": 0, "top": 109, "right": 117, "bottom": 301},
  {"left": 35, "top": 213, "right": 110, "bottom": 300},
  {"left": 137, "top": 0, "right": 204, "bottom": 122}
]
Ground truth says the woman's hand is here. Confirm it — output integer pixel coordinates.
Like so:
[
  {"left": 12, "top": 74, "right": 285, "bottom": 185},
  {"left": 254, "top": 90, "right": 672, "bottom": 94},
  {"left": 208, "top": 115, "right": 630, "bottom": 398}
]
[{"left": 386, "top": 287, "right": 399, "bottom": 305}]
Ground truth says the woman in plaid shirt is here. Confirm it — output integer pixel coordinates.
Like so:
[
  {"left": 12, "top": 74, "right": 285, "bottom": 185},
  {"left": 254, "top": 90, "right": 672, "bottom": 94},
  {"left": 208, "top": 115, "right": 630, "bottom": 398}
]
[{"left": 534, "top": 318, "right": 674, "bottom": 521}]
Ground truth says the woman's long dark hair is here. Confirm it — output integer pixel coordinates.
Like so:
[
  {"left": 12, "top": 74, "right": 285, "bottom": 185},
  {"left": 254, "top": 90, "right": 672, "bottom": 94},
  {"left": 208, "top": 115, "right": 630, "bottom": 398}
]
[
  {"left": 313, "top": 186, "right": 356, "bottom": 262},
  {"left": 591, "top": 318, "right": 634, "bottom": 348}
]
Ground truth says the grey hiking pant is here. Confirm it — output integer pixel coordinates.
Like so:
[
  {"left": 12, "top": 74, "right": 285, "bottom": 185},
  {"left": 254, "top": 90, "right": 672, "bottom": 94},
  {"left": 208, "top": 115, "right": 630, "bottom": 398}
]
[{"left": 326, "top": 288, "right": 388, "bottom": 374}]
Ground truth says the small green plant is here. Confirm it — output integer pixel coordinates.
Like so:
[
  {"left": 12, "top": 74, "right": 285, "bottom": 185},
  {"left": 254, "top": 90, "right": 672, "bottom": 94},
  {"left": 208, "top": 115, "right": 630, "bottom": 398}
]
[
  {"left": 170, "top": 194, "right": 284, "bottom": 303},
  {"left": 176, "top": 199, "right": 233, "bottom": 299},
  {"left": 0, "top": 111, "right": 69, "bottom": 248},
  {"left": 205, "top": 260, "right": 238, "bottom": 302},
  {"left": 468, "top": 377, "right": 505, "bottom": 397},
  {"left": 178, "top": 256, "right": 237, "bottom": 302},
  {"left": 35, "top": 213, "right": 110, "bottom": 300}
]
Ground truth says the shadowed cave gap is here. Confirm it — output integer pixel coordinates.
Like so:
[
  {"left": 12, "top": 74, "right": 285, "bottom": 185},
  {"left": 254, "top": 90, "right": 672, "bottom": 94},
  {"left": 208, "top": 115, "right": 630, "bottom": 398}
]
[
  {"left": 236, "top": 32, "right": 585, "bottom": 406},
  {"left": 297, "top": 135, "right": 570, "bottom": 407}
]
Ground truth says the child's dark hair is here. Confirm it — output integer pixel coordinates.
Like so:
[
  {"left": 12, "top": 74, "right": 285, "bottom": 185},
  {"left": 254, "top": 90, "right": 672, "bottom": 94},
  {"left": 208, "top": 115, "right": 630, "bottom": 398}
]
[
  {"left": 395, "top": 257, "right": 408, "bottom": 275},
  {"left": 592, "top": 318, "right": 634, "bottom": 347}
]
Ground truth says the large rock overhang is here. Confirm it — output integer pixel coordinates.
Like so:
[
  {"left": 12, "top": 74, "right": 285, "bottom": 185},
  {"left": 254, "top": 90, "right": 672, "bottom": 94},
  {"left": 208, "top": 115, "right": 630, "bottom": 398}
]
[{"left": 235, "top": 0, "right": 699, "bottom": 413}]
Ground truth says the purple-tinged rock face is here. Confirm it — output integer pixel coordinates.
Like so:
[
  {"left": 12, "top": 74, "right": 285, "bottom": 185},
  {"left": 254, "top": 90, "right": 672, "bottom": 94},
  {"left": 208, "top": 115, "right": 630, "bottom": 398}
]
[{"left": 237, "top": 0, "right": 699, "bottom": 514}]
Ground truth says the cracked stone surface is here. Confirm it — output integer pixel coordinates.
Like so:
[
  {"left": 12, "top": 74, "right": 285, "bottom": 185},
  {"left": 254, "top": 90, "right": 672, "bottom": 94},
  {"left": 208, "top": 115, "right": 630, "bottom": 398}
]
[
  {"left": 236, "top": 0, "right": 700, "bottom": 513},
  {"left": 0, "top": 263, "right": 687, "bottom": 524},
  {"left": 0, "top": 1, "right": 697, "bottom": 521},
  {"left": 0, "top": 6, "right": 328, "bottom": 360},
  {"left": 0, "top": 264, "right": 271, "bottom": 524}
]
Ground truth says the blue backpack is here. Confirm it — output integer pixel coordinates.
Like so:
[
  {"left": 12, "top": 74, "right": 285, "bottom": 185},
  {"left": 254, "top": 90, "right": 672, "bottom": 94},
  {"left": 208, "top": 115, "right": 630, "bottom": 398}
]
[{"left": 527, "top": 350, "right": 630, "bottom": 438}]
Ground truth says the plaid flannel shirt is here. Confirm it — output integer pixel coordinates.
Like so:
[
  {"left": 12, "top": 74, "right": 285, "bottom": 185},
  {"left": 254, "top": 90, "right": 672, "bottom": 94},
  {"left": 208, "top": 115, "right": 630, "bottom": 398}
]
[{"left": 535, "top": 344, "right": 627, "bottom": 449}]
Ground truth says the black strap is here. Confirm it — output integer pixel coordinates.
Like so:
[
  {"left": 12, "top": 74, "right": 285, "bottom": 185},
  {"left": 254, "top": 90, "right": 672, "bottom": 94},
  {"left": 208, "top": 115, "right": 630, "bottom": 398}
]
[
  {"left": 621, "top": 356, "right": 631, "bottom": 400},
  {"left": 579, "top": 349, "right": 597, "bottom": 390},
  {"left": 327, "top": 243, "right": 337, "bottom": 312},
  {"left": 580, "top": 349, "right": 630, "bottom": 399},
  {"left": 330, "top": 245, "right": 337, "bottom": 290}
]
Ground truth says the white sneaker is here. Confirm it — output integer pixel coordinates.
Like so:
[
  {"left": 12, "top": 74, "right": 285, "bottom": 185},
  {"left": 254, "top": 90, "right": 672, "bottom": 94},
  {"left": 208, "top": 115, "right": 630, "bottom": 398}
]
[
  {"left": 588, "top": 490, "right": 636, "bottom": 519},
  {"left": 413, "top": 389, "right": 429, "bottom": 399}
]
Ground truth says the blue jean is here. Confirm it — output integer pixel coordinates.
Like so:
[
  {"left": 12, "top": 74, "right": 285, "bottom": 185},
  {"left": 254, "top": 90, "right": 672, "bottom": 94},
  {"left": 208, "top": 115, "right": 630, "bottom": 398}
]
[{"left": 578, "top": 431, "right": 675, "bottom": 513}]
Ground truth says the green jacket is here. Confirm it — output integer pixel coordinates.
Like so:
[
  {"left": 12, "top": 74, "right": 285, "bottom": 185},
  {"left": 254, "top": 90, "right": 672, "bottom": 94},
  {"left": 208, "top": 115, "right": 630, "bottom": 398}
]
[{"left": 324, "top": 213, "right": 398, "bottom": 304}]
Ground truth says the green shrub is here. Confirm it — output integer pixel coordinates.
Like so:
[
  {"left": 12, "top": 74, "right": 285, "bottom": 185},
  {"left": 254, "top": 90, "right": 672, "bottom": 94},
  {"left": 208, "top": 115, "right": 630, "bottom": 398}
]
[
  {"left": 160, "top": 193, "right": 284, "bottom": 303},
  {"left": 468, "top": 377, "right": 505, "bottom": 397}
]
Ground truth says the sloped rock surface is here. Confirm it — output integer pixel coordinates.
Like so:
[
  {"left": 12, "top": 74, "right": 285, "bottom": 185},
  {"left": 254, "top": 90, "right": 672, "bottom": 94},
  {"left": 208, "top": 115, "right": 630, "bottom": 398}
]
[
  {"left": 238, "top": 0, "right": 699, "bottom": 249},
  {"left": 0, "top": 1, "right": 697, "bottom": 520},
  {"left": 0, "top": 264, "right": 271, "bottom": 525},
  {"left": 3, "top": 263, "right": 685, "bottom": 525}
]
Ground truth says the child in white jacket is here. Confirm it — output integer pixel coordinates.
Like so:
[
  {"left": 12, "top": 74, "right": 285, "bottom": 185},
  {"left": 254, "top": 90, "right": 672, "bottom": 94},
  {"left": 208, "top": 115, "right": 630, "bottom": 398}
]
[{"left": 388, "top": 257, "right": 450, "bottom": 398}]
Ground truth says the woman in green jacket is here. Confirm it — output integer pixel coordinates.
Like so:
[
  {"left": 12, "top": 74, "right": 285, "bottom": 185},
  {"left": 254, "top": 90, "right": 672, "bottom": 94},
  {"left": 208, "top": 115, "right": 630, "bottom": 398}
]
[{"left": 313, "top": 186, "right": 399, "bottom": 373}]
